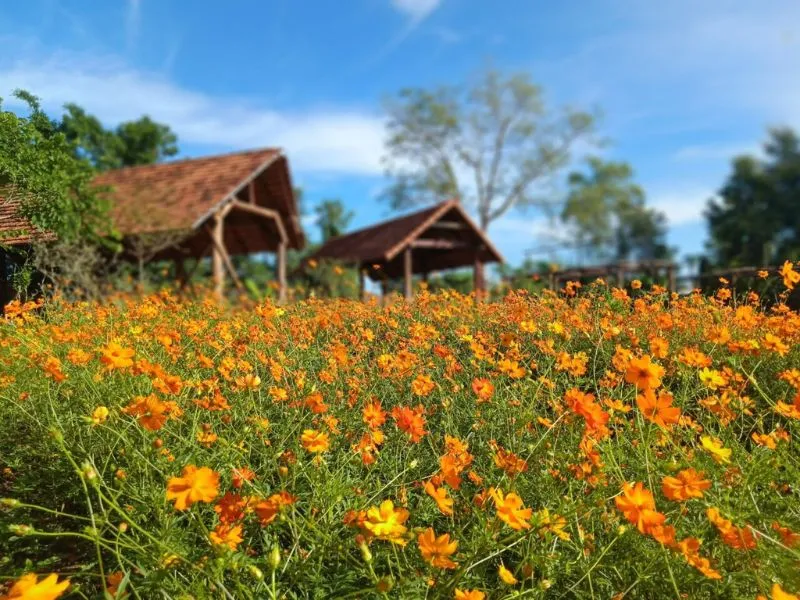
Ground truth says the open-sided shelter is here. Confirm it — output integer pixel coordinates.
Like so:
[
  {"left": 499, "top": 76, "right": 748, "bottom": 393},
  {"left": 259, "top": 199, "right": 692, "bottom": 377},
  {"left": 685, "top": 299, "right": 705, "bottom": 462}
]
[
  {"left": 308, "top": 199, "right": 503, "bottom": 298},
  {"left": 0, "top": 148, "right": 304, "bottom": 302}
]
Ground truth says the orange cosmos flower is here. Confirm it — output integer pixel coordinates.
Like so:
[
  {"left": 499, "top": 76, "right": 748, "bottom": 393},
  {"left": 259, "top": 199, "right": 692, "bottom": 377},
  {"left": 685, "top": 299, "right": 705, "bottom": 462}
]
[
  {"left": 209, "top": 524, "right": 243, "bottom": 551},
  {"left": 471, "top": 378, "right": 494, "bottom": 402},
  {"left": 454, "top": 590, "right": 485, "bottom": 600},
  {"left": 764, "top": 584, "right": 799, "bottom": 600},
  {"left": 300, "top": 429, "right": 330, "bottom": 453},
  {"left": 100, "top": 342, "right": 135, "bottom": 370},
  {"left": 1, "top": 573, "right": 70, "bottom": 600},
  {"left": 498, "top": 563, "right": 518, "bottom": 585},
  {"left": 424, "top": 481, "right": 454, "bottom": 516},
  {"left": 411, "top": 374, "right": 435, "bottom": 396},
  {"left": 214, "top": 492, "right": 248, "bottom": 524},
  {"left": 417, "top": 527, "right": 458, "bottom": 569},
  {"left": 772, "top": 522, "right": 800, "bottom": 548},
  {"left": 489, "top": 488, "right": 532, "bottom": 530},
  {"left": 231, "top": 466, "right": 255, "bottom": 489},
  {"left": 253, "top": 492, "right": 296, "bottom": 527},
  {"left": 624, "top": 355, "right": 664, "bottom": 390},
  {"left": 166, "top": 465, "right": 219, "bottom": 510},
  {"left": 43, "top": 357, "right": 67, "bottom": 383},
  {"left": 122, "top": 394, "right": 170, "bottom": 431},
  {"left": 391, "top": 405, "right": 427, "bottom": 442},
  {"left": 362, "top": 399, "right": 387, "bottom": 429},
  {"left": 636, "top": 389, "right": 681, "bottom": 428},
  {"left": 362, "top": 500, "right": 410, "bottom": 546},
  {"left": 780, "top": 260, "right": 800, "bottom": 290},
  {"left": 615, "top": 482, "right": 657, "bottom": 533},
  {"left": 707, "top": 507, "right": 758, "bottom": 550},
  {"left": 662, "top": 469, "right": 711, "bottom": 501}
]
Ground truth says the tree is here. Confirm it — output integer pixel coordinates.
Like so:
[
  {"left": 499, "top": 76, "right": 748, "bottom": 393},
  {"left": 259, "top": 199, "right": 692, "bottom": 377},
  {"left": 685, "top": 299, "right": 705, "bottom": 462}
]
[
  {"left": 381, "top": 68, "right": 597, "bottom": 231},
  {"left": 561, "top": 157, "right": 671, "bottom": 262},
  {"left": 705, "top": 128, "right": 800, "bottom": 267},
  {"left": 1, "top": 90, "right": 111, "bottom": 245},
  {"left": 314, "top": 199, "right": 354, "bottom": 242},
  {"left": 59, "top": 103, "right": 178, "bottom": 171}
]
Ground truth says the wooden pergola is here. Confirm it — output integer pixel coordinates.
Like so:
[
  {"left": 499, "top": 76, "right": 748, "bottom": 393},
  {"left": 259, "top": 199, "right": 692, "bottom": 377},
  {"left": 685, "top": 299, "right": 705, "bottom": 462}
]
[
  {"left": 1, "top": 149, "right": 305, "bottom": 302},
  {"left": 308, "top": 200, "right": 503, "bottom": 299}
]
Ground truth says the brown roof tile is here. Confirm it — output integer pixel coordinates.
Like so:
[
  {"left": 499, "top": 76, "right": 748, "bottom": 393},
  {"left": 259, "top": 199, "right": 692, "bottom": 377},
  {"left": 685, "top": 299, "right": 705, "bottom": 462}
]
[
  {"left": 0, "top": 192, "right": 56, "bottom": 246},
  {"left": 1, "top": 148, "right": 304, "bottom": 250}
]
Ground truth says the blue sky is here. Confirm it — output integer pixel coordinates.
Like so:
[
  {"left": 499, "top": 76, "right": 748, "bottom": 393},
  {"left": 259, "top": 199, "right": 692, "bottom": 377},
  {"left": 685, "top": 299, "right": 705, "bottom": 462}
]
[{"left": 2, "top": 0, "right": 799, "bottom": 270}]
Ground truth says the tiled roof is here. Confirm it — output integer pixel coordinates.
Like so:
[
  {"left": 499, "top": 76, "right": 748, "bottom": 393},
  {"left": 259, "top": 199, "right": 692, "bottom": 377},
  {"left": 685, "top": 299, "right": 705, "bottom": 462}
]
[
  {"left": 0, "top": 148, "right": 304, "bottom": 249},
  {"left": 309, "top": 200, "right": 503, "bottom": 276},
  {"left": 0, "top": 193, "right": 56, "bottom": 246}
]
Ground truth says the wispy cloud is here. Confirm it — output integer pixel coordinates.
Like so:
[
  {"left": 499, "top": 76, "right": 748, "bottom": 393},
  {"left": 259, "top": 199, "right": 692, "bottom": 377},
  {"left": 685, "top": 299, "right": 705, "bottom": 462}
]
[
  {"left": 649, "top": 187, "right": 713, "bottom": 227},
  {"left": 125, "top": 0, "right": 141, "bottom": 54},
  {"left": 390, "top": 0, "right": 442, "bottom": 21},
  {"left": 364, "top": 0, "right": 444, "bottom": 67},
  {"left": 0, "top": 51, "right": 386, "bottom": 175}
]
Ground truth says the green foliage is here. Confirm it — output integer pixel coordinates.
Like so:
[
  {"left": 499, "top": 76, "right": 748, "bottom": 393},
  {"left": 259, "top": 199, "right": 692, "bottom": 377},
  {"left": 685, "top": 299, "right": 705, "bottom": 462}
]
[
  {"left": 562, "top": 157, "right": 672, "bottom": 262},
  {"left": 314, "top": 199, "right": 354, "bottom": 242},
  {"left": 59, "top": 103, "right": 178, "bottom": 171},
  {"left": 705, "top": 128, "right": 800, "bottom": 267},
  {"left": 382, "top": 68, "right": 598, "bottom": 229},
  {"left": 0, "top": 91, "right": 112, "bottom": 245}
]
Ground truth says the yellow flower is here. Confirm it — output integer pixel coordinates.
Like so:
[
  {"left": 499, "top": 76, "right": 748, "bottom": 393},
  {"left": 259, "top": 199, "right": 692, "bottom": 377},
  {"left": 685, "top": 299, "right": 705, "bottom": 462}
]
[
  {"left": 166, "top": 465, "right": 220, "bottom": 510},
  {"left": 90, "top": 406, "right": 109, "bottom": 425},
  {"left": 2, "top": 573, "right": 70, "bottom": 600},
  {"left": 698, "top": 368, "right": 727, "bottom": 390},
  {"left": 300, "top": 429, "right": 330, "bottom": 453},
  {"left": 100, "top": 342, "right": 135, "bottom": 370},
  {"left": 362, "top": 500, "right": 410, "bottom": 546},
  {"left": 498, "top": 563, "right": 518, "bottom": 585},
  {"left": 700, "top": 436, "right": 731, "bottom": 464}
]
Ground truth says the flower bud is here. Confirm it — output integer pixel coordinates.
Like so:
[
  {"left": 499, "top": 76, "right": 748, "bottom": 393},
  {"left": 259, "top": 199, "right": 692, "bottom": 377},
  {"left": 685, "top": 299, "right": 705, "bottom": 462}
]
[
  {"left": 359, "top": 541, "right": 373, "bottom": 563},
  {"left": 0, "top": 498, "right": 20, "bottom": 508},
  {"left": 9, "top": 524, "right": 34, "bottom": 536},
  {"left": 268, "top": 545, "right": 281, "bottom": 570},
  {"left": 248, "top": 566, "right": 264, "bottom": 581}
]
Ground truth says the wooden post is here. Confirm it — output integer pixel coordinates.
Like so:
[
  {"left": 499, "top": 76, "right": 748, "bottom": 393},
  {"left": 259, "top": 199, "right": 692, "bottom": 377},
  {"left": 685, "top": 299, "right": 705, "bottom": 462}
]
[
  {"left": 473, "top": 255, "right": 484, "bottom": 299},
  {"left": 211, "top": 213, "right": 225, "bottom": 301},
  {"left": 381, "top": 280, "right": 389, "bottom": 306},
  {"left": 403, "top": 247, "right": 413, "bottom": 300},
  {"left": 358, "top": 265, "right": 365, "bottom": 301},
  {"left": 667, "top": 265, "right": 676, "bottom": 294},
  {"left": 176, "top": 258, "right": 187, "bottom": 291},
  {"left": 277, "top": 240, "right": 287, "bottom": 304}
]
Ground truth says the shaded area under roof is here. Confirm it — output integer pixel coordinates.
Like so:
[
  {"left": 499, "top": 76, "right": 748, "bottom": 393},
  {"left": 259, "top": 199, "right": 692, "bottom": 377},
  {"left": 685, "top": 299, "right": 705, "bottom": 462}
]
[{"left": 309, "top": 200, "right": 503, "bottom": 280}]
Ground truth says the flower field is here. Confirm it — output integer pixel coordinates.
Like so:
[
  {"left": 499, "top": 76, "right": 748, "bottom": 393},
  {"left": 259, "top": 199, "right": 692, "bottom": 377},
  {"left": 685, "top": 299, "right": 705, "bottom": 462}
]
[{"left": 1, "top": 280, "right": 800, "bottom": 599}]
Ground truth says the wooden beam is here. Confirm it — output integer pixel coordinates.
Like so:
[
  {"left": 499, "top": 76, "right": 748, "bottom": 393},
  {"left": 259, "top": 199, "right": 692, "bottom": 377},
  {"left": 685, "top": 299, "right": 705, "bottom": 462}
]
[
  {"left": 404, "top": 247, "right": 413, "bottom": 300},
  {"left": 277, "top": 240, "right": 287, "bottom": 304},
  {"left": 211, "top": 214, "right": 225, "bottom": 301},
  {"left": 207, "top": 221, "right": 244, "bottom": 295},
  {"left": 248, "top": 181, "right": 257, "bottom": 204},
  {"left": 410, "top": 239, "right": 469, "bottom": 250},
  {"left": 428, "top": 221, "right": 468, "bottom": 231},
  {"left": 229, "top": 200, "right": 288, "bottom": 244}
]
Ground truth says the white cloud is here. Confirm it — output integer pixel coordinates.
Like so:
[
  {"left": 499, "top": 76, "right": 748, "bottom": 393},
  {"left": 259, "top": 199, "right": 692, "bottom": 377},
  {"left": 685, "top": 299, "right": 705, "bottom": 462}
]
[
  {"left": 649, "top": 187, "right": 712, "bottom": 227},
  {"left": 0, "top": 52, "right": 386, "bottom": 175},
  {"left": 390, "top": 0, "right": 441, "bottom": 21}
]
